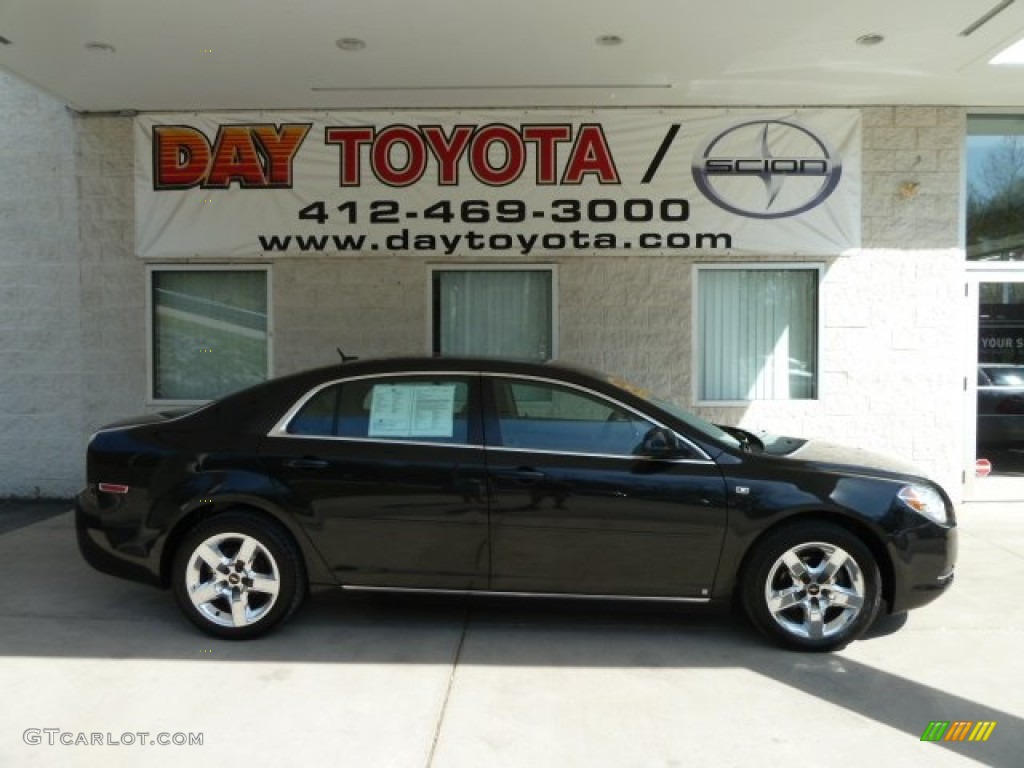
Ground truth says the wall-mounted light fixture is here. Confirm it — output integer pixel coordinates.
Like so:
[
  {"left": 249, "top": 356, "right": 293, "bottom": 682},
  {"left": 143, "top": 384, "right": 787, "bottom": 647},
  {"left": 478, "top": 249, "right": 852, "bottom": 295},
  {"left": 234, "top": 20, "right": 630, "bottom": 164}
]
[{"left": 898, "top": 181, "right": 921, "bottom": 199}]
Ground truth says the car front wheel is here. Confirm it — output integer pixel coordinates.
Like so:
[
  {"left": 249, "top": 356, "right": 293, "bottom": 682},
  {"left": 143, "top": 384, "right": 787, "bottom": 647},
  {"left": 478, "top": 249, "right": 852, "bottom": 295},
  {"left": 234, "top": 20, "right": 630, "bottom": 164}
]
[
  {"left": 172, "top": 511, "right": 306, "bottom": 640},
  {"left": 741, "top": 521, "right": 882, "bottom": 652}
]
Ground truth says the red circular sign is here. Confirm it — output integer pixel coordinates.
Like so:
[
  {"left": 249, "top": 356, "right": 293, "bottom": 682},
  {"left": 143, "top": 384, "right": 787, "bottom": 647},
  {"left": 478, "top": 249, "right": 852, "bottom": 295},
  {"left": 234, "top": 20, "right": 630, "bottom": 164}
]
[{"left": 976, "top": 459, "right": 993, "bottom": 478}]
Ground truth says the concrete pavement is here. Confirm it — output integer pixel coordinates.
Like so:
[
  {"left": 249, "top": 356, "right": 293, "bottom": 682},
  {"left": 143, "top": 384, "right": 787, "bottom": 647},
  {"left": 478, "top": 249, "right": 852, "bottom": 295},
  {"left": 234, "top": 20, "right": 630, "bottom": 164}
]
[{"left": 0, "top": 500, "right": 1020, "bottom": 767}]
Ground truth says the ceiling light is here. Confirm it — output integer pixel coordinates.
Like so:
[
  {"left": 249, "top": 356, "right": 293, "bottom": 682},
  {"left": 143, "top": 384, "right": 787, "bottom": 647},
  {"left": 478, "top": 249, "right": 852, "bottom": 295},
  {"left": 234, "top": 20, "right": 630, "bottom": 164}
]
[
  {"left": 855, "top": 34, "right": 885, "bottom": 47},
  {"left": 311, "top": 83, "right": 672, "bottom": 92},
  {"left": 991, "top": 37, "right": 1024, "bottom": 65},
  {"left": 84, "top": 41, "right": 116, "bottom": 53},
  {"left": 960, "top": 1, "right": 1016, "bottom": 37},
  {"left": 335, "top": 38, "right": 366, "bottom": 52},
  {"left": 596, "top": 35, "right": 624, "bottom": 47}
]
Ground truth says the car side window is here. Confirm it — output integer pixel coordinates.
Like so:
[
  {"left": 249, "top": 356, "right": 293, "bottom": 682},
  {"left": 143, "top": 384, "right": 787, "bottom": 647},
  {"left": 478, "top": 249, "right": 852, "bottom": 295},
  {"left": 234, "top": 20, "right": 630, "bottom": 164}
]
[
  {"left": 491, "top": 378, "right": 657, "bottom": 455},
  {"left": 288, "top": 377, "right": 471, "bottom": 444},
  {"left": 288, "top": 386, "right": 339, "bottom": 435}
]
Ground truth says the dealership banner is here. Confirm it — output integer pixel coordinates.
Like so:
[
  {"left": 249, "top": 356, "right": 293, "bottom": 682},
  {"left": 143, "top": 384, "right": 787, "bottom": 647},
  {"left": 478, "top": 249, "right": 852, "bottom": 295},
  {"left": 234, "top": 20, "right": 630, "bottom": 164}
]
[{"left": 134, "top": 109, "right": 861, "bottom": 259}]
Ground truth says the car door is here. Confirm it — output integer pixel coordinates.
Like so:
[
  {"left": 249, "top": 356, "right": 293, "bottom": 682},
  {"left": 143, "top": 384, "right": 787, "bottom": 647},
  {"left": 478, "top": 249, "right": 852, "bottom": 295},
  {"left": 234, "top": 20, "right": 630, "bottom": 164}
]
[
  {"left": 484, "top": 375, "right": 729, "bottom": 598},
  {"left": 262, "top": 373, "right": 489, "bottom": 589}
]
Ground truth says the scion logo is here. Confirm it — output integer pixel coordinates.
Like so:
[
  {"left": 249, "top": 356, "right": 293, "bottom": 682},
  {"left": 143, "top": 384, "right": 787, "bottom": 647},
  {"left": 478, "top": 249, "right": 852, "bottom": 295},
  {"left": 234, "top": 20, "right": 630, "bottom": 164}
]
[{"left": 692, "top": 119, "right": 842, "bottom": 219}]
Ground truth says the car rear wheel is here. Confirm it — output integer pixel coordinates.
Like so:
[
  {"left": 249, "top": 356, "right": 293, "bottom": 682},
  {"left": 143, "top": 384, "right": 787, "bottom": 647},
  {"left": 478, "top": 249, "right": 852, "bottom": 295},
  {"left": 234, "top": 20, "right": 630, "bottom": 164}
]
[
  {"left": 172, "top": 511, "right": 306, "bottom": 640},
  {"left": 741, "top": 521, "right": 882, "bottom": 652}
]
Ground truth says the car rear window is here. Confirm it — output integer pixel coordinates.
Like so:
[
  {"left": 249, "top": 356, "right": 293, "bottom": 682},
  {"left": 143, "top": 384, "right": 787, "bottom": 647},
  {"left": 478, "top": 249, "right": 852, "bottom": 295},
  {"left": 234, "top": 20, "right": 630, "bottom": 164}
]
[{"left": 287, "top": 377, "right": 471, "bottom": 444}]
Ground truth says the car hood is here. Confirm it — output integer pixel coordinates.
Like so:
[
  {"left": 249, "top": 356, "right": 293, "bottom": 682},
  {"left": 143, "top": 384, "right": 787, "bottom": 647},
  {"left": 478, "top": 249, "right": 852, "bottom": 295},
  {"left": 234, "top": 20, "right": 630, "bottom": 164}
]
[{"left": 764, "top": 435, "right": 927, "bottom": 482}]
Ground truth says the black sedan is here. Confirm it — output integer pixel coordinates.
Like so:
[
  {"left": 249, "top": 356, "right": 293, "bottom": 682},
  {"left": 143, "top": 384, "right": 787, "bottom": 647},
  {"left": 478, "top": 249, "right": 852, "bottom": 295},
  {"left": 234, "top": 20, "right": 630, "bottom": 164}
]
[{"left": 76, "top": 357, "right": 956, "bottom": 651}]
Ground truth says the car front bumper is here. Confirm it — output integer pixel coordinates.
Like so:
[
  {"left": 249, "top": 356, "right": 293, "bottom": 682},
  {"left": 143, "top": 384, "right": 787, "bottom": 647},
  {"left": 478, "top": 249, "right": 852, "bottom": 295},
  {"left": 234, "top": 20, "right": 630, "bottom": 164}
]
[{"left": 887, "top": 522, "right": 957, "bottom": 614}]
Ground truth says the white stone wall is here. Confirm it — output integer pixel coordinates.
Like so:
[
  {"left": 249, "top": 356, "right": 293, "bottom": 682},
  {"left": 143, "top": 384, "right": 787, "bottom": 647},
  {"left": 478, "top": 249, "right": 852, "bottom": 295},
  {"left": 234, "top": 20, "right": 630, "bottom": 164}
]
[
  {"left": 0, "top": 75, "right": 83, "bottom": 497},
  {"left": 273, "top": 256, "right": 427, "bottom": 373},
  {"left": 75, "top": 114, "right": 146, "bottom": 438},
  {"left": 0, "top": 89, "right": 968, "bottom": 498},
  {"left": 0, "top": 76, "right": 141, "bottom": 497}
]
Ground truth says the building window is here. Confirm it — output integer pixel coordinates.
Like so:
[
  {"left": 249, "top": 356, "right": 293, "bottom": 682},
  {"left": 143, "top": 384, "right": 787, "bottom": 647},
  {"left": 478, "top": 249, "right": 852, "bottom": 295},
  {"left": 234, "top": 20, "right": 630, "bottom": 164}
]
[
  {"left": 967, "top": 115, "right": 1024, "bottom": 261},
  {"left": 431, "top": 267, "right": 555, "bottom": 361},
  {"left": 696, "top": 266, "right": 820, "bottom": 402},
  {"left": 150, "top": 268, "right": 269, "bottom": 401}
]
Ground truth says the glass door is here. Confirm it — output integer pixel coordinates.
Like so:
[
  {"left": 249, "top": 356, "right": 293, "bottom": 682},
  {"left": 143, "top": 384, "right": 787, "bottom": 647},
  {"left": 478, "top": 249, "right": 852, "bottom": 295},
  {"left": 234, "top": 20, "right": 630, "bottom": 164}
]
[
  {"left": 965, "top": 115, "right": 1024, "bottom": 498},
  {"left": 970, "top": 275, "right": 1024, "bottom": 499}
]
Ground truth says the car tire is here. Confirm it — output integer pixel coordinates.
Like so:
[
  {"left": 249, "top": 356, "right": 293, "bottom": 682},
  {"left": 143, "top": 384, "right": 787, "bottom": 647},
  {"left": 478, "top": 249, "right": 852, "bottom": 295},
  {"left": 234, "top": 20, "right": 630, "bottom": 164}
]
[
  {"left": 741, "top": 521, "right": 882, "bottom": 652},
  {"left": 171, "top": 511, "right": 307, "bottom": 640}
]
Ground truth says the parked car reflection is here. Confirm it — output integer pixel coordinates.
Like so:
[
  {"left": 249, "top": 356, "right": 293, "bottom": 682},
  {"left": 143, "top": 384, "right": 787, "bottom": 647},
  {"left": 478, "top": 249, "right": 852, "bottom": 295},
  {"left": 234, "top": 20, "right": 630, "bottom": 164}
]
[{"left": 978, "top": 364, "right": 1024, "bottom": 448}]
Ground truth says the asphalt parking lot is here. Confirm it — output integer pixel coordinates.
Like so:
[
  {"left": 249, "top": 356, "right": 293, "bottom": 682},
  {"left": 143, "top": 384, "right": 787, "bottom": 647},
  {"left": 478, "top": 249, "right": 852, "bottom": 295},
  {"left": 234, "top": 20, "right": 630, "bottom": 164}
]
[{"left": 0, "top": 500, "right": 1021, "bottom": 768}]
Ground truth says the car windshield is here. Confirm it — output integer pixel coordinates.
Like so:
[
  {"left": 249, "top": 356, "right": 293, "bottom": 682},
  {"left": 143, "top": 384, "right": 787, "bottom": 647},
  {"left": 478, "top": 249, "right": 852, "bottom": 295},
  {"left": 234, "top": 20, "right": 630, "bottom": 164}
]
[{"left": 604, "top": 376, "right": 743, "bottom": 450}]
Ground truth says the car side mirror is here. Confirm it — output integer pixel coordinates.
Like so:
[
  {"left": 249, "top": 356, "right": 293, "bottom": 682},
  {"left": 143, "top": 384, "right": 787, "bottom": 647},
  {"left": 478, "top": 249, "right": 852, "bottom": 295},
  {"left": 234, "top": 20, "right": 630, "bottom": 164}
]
[{"left": 639, "top": 427, "right": 686, "bottom": 458}]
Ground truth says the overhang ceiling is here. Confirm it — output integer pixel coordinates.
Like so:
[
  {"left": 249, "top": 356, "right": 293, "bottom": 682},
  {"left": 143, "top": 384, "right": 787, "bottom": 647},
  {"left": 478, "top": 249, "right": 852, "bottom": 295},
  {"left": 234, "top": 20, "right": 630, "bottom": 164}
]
[{"left": 3, "top": 0, "right": 1024, "bottom": 113}]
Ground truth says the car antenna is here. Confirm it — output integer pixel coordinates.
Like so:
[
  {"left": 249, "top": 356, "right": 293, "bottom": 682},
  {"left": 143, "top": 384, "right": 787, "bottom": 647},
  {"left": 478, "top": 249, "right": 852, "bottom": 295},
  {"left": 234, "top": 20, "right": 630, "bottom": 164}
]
[{"left": 337, "top": 348, "right": 359, "bottom": 363}]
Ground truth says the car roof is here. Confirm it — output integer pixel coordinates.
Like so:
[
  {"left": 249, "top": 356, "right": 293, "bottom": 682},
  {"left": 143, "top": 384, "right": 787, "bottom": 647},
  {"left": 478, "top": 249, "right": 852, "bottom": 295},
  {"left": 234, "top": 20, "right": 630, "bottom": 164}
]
[{"left": 283, "top": 355, "right": 605, "bottom": 381}]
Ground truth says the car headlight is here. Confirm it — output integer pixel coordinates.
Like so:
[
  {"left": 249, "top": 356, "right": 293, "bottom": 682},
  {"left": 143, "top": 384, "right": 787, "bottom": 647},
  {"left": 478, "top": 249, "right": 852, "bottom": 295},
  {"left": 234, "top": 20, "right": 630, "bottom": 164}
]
[{"left": 897, "top": 484, "right": 950, "bottom": 525}]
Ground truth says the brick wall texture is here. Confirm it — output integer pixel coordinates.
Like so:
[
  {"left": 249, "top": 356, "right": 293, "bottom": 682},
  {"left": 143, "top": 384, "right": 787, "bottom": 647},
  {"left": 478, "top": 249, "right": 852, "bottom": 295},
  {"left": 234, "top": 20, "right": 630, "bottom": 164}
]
[{"left": 0, "top": 76, "right": 968, "bottom": 497}]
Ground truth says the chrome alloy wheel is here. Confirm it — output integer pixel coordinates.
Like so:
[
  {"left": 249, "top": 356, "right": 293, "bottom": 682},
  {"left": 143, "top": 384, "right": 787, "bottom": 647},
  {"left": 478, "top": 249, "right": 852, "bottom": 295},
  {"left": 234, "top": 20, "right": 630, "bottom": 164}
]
[
  {"left": 764, "top": 541, "right": 866, "bottom": 641},
  {"left": 184, "top": 532, "right": 282, "bottom": 628}
]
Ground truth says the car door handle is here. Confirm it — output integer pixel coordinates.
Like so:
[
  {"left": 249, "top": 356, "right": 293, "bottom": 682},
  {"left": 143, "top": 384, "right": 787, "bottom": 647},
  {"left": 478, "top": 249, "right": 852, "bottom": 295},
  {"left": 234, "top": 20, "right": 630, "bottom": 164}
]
[
  {"left": 285, "top": 458, "right": 330, "bottom": 469},
  {"left": 500, "top": 469, "right": 546, "bottom": 485}
]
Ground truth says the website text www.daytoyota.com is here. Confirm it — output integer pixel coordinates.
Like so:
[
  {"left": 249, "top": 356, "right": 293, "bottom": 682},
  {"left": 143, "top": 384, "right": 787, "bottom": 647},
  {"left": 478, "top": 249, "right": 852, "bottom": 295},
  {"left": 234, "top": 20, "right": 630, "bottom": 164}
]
[{"left": 256, "top": 197, "right": 733, "bottom": 255}]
